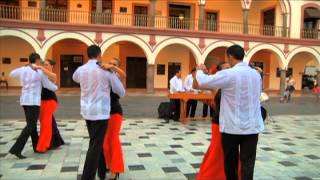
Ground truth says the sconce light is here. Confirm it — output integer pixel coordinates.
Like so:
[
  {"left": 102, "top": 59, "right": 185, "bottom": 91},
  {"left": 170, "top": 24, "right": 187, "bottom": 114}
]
[
  {"left": 199, "top": 0, "right": 205, "bottom": 5},
  {"left": 179, "top": 13, "right": 184, "bottom": 20}
]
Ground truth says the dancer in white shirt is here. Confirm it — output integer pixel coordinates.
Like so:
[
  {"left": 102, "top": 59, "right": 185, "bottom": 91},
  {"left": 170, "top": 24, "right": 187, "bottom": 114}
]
[
  {"left": 73, "top": 45, "right": 125, "bottom": 180},
  {"left": 184, "top": 68, "right": 197, "bottom": 118},
  {"left": 169, "top": 70, "right": 184, "bottom": 121},
  {"left": 9, "top": 53, "right": 58, "bottom": 159},
  {"left": 196, "top": 45, "right": 264, "bottom": 180}
]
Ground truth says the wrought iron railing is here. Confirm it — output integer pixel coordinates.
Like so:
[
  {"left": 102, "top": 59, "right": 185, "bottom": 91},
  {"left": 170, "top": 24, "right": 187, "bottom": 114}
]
[{"left": 0, "top": 5, "right": 309, "bottom": 39}]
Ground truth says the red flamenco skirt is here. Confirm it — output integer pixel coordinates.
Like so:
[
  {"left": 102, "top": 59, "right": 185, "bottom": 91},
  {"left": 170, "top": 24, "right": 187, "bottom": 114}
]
[
  {"left": 36, "top": 100, "right": 57, "bottom": 153},
  {"left": 103, "top": 113, "right": 124, "bottom": 173},
  {"left": 197, "top": 123, "right": 226, "bottom": 180}
]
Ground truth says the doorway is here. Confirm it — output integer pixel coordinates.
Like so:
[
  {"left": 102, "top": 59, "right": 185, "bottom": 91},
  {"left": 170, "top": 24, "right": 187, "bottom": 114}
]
[
  {"left": 262, "top": 8, "right": 275, "bottom": 36},
  {"left": 169, "top": 4, "right": 191, "bottom": 29},
  {"left": 60, "top": 55, "right": 83, "bottom": 87},
  {"left": 126, "top": 57, "right": 147, "bottom": 88},
  {"left": 134, "top": 5, "right": 148, "bottom": 27},
  {"left": 206, "top": 12, "right": 218, "bottom": 31},
  {"left": 167, "top": 62, "right": 181, "bottom": 89}
]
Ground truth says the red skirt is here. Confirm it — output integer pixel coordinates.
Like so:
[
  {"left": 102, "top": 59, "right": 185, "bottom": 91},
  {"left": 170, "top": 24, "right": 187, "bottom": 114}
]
[
  {"left": 197, "top": 124, "right": 226, "bottom": 180},
  {"left": 36, "top": 100, "right": 57, "bottom": 153},
  {"left": 103, "top": 113, "right": 124, "bottom": 173},
  {"left": 197, "top": 124, "right": 241, "bottom": 180}
]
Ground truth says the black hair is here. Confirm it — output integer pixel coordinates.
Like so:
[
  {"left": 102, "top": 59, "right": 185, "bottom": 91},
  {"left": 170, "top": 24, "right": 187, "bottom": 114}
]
[
  {"left": 175, "top": 69, "right": 181, "bottom": 74},
  {"left": 29, "top": 53, "right": 41, "bottom": 64},
  {"left": 46, "top": 59, "right": 56, "bottom": 66},
  {"left": 191, "top": 67, "right": 196, "bottom": 73},
  {"left": 87, "top": 45, "right": 101, "bottom": 59},
  {"left": 226, "top": 45, "right": 244, "bottom": 61}
]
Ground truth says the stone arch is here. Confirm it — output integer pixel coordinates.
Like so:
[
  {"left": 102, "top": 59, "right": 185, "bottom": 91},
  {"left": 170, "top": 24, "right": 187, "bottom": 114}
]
[
  {"left": 0, "top": 29, "right": 40, "bottom": 52},
  {"left": 40, "top": 32, "right": 94, "bottom": 59},
  {"left": 100, "top": 34, "right": 152, "bottom": 64},
  {"left": 201, "top": 41, "right": 236, "bottom": 63},
  {"left": 246, "top": 43, "right": 286, "bottom": 69},
  {"left": 286, "top": 47, "right": 320, "bottom": 68},
  {"left": 152, "top": 37, "right": 201, "bottom": 65}
]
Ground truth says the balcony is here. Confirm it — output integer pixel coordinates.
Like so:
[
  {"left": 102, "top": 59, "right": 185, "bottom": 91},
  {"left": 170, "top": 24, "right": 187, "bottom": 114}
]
[{"left": 1, "top": 5, "right": 317, "bottom": 40}]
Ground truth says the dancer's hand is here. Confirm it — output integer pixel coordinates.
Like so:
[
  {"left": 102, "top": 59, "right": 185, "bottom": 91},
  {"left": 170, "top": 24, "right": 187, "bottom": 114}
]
[{"left": 100, "top": 63, "right": 114, "bottom": 71}]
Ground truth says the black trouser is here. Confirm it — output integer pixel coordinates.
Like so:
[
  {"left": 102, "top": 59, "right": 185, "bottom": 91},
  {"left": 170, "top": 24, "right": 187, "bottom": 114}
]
[
  {"left": 81, "top": 120, "right": 108, "bottom": 180},
  {"left": 202, "top": 103, "right": 213, "bottom": 117},
  {"left": 221, "top": 133, "right": 259, "bottom": 180},
  {"left": 170, "top": 99, "right": 180, "bottom": 121},
  {"left": 186, "top": 100, "right": 197, "bottom": 118},
  {"left": 9, "top": 106, "right": 40, "bottom": 155},
  {"left": 50, "top": 116, "right": 65, "bottom": 148}
]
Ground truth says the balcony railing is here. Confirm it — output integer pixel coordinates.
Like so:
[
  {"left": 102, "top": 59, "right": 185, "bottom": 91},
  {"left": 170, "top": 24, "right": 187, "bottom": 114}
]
[
  {"left": 301, "top": 29, "right": 320, "bottom": 39},
  {"left": 0, "top": 5, "right": 310, "bottom": 39}
]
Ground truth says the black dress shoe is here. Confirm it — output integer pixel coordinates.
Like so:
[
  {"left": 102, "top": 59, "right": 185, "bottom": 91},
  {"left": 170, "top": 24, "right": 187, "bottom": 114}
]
[{"left": 10, "top": 152, "right": 26, "bottom": 159}]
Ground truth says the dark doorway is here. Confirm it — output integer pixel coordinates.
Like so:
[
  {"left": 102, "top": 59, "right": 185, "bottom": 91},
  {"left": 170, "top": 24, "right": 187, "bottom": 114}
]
[
  {"left": 40, "top": 0, "right": 68, "bottom": 22},
  {"left": 262, "top": 8, "right": 275, "bottom": 36},
  {"left": 91, "top": 0, "right": 112, "bottom": 24},
  {"left": 206, "top": 12, "right": 218, "bottom": 31},
  {"left": 168, "top": 62, "right": 181, "bottom": 89},
  {"left": 134, "top": 6, "right": 148, "bottom": 27},
  {"left": 169, "top": 4, "right": 191, "bottom": 29},
  {"left": 302, "top": 7, "right": 320, "bottom": 39},
  {"left": 0, "top": 0, "right": 20, "bottom": 19},
  {"left": 126, "top": 57, "right": 147, "bottom": 88},
  {"left": 60, "top": 55, "right": 83, "bottom": 87}
]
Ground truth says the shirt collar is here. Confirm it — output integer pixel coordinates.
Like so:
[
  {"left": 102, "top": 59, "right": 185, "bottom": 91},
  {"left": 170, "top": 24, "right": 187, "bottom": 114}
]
[
  {"left": 88, "top": 59, "right": 98, "bottom": 64},
  {"left": 233, "top": 62, "right": 247, "bottom": 68}
]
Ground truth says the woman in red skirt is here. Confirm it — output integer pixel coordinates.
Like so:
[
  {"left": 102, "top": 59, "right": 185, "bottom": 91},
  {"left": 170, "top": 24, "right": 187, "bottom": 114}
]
[
  {"left": 195, "top": 62, "right": 241, "bottom": 180},
  {"left": 36, "top": 60, "right": 64, "bottom": 153},
  {"left": 98, "top": 58, "right": 126, "bottom": 180}
]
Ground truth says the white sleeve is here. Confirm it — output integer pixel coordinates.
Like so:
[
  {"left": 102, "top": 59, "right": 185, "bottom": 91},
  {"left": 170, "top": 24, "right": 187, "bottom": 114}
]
[
  {"left": 170, "top": 78, "right": 177, "bottom": 92},
  {"left": 10, "top": 67, "right": 24, "bottom": 79},
  {"left": 72, "top": 67, "right": 81, "bottom": 83},
  {"left": 196, "top": 70, "right": 231, "bottom": 89},
  {"left": 108, "top": 72, "right": 125, "bottom": 97},
  {"left": 184, "top": 77, "right": 190, "bottom": 91},
  {"left": 41, "top": 72, "right": 58, "bottom": 91}
]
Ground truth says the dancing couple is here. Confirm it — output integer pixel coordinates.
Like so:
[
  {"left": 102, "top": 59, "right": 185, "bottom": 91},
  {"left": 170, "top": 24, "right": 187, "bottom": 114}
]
[
  {"left": 9, "top": 53, "right": 64, "bottom": 159},
  {"left": 195, "top": 45, "right": 264, "bottom": 180},
  {"left": 72, "top": 45, "right": 126, "bottom": 180}
]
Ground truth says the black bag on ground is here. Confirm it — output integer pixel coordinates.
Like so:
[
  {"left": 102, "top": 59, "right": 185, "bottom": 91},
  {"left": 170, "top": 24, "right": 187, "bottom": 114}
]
[{"left": 158, "top": 102, "right": 172, "bottom": 120}]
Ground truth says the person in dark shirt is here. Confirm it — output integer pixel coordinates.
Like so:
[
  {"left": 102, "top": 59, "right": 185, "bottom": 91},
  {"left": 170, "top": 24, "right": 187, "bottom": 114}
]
[
  {"left": 36, "top": 59, "right": 64, "bottom": 152},
  {"left": 98, "top": 58, "right": 126, "bottom": 180}
]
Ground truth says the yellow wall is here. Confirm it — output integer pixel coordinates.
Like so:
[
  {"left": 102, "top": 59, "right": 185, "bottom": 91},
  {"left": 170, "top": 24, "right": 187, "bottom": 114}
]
[
  {"left": 205, "top": 0, "right": 242, "bottom": 23},
  {"left": 0, "top": 37, "right": 34, "bottom": 87},
  {"left": 154, "top": 44, "right": 194, "bottom": 89},
  {"left": 102, "top": 44, "right": 120, "bottom": 63}
]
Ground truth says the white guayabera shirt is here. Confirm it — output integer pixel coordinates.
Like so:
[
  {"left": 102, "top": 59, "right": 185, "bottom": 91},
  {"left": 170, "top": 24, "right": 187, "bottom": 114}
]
[
  {"left": 196, "top": 62, "right": 264, "bottom": 135},
  {"left": 72, "top": 59, "right": 125, "bottom": 121},
  {"left": 10, "top": 66, "right": 58, "bottom": 106},
  {"left": 169, "top": 75, "right": 184, "bottom": 94}
]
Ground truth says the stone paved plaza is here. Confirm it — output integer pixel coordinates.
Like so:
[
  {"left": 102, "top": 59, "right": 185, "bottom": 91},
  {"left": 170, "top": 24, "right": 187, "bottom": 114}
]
[
  {"left": 0, "top": 115, "right": 320, "bottom": 180},
  {"left": 0, "top": 91, "right": 319, "bottom": 180}
]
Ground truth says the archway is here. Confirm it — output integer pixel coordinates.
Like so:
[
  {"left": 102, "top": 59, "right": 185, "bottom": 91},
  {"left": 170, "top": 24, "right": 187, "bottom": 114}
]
[
  {"left": 102, "top": 41, "right": 148, "bottom": 89},
  {"left": 0, "top": 36, "right": 35, "bottom": 87},
  {"left": 45, "top": 39, "right": 89, "bottom": 88},
  {"left": 287, "top": 52, "right": 319, "bottom": 91},
  {"left": 248, "top": 49, "right": 285, "bottom": 91},
  {"left": 154, "top": 44, "right": 197, "bottom": 89},
  {"left": 204, "top": 47, "right": 228, "bottom": 71}
]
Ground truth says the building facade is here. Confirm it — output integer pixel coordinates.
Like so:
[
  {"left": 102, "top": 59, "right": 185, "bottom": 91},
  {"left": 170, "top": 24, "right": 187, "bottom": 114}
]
[{"left": 0, "top": 0, "right": 319, "bottom": 94}]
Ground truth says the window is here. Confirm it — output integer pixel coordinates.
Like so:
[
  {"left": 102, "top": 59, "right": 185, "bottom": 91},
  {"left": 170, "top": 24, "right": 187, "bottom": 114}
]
[{"left": 157, "top": 64, "right": 165, "bottom": 75}]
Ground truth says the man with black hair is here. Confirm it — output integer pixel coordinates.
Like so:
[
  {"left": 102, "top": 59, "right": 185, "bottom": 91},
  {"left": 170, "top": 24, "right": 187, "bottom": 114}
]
[
  {"left": 9, "top": 53, "right": 58, "bottom": 159},
  {"left": 184, "top": 68, "right": 198, "bottom": 118},
  {"left": 169, "top": 69, "right": 184, "bottom": 121},
  {"left": 73, "top": 45, "right": 125, "bottom": 180},
  {"left": 196, "top": 45, "right": 264, "bottom": 180}
]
